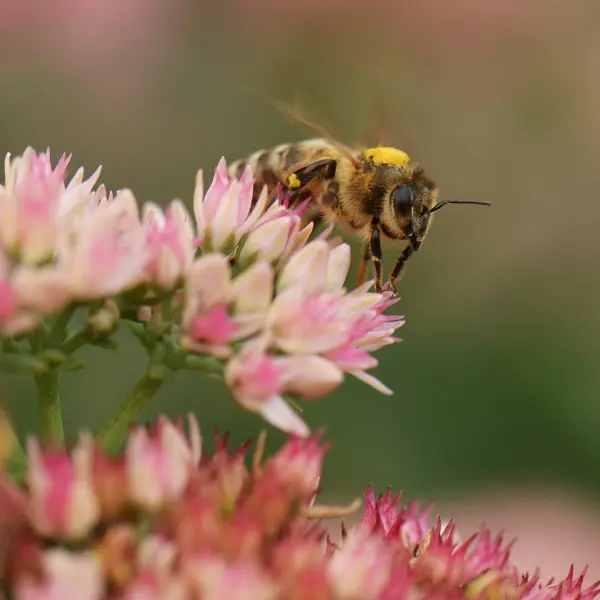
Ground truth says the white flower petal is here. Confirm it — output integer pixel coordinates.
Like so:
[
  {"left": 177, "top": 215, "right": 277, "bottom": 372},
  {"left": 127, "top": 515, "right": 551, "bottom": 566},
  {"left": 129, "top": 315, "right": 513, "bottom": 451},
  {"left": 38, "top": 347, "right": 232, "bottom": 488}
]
[{"left": 260, "top": 395, "right": 310, "bottom": 437}]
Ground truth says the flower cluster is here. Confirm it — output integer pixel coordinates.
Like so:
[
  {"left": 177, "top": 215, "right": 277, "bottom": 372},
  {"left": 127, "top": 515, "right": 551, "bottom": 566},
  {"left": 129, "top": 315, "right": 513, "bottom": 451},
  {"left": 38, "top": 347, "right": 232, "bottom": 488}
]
[
  {"left": 0, "top": 415, "right": 597, "bottom": 600},
  {"left": 0, "top": 149, "right": 403, "bottom": 441}
]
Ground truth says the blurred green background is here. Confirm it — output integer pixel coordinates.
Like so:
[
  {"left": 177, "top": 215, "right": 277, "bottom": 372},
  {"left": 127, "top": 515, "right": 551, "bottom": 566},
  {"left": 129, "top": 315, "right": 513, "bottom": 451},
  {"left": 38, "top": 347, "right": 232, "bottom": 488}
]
[{"left": 2, "top": 0, "right": 600, "bottom": 572}]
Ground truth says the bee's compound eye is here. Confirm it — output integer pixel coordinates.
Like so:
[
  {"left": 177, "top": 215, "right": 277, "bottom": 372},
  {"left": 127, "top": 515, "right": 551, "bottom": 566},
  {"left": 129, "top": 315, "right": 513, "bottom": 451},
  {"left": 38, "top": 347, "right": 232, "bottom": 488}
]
[{"left": 391, "top": 184, "right": 414, "bottom": 216}]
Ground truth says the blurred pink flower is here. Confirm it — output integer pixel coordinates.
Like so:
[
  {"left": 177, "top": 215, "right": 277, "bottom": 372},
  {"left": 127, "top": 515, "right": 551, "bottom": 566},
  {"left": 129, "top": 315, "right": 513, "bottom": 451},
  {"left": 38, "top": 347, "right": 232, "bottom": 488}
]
[
  {"left": 2, "top": 418, "right": 600, "bottom": 600},
  {"left": 188, "top": 558, "right": 277, "bottom": 600},
  {"left": 26, "top": 438, "right": 99, "bottom": 540},
  {"left": 0, "top": 253, "right": 39, "bottom": 336},
  {"left": 126, "top": 414, "right": 201, "bottom": 511},
  {"left": 328, "top": 530, "right": 395, "bottom": 600},
  {"left": 14, "top": 549, "right": 102, "bottom": 600},
  {"left": 265, "top": 434, "right": 328, "bottom": 500}
]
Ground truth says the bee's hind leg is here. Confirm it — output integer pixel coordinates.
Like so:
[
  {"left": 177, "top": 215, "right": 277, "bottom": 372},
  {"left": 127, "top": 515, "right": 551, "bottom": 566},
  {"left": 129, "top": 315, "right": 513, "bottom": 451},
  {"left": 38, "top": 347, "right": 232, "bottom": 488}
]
[
  {"left": 356, "top": 242, "right": 371, "bottom": 288},
  {"left": 368, "top": 222, "right": 384, "bottom": 293}
]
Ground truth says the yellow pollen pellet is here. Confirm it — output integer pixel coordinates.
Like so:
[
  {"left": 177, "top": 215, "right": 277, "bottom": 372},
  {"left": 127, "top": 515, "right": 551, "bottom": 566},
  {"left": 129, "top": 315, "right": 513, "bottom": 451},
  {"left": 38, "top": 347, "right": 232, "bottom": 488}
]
[
  {"left": 363, "top": 147, "right": 410, "bottom": 167},
  {"left": 288, "top": 173, "right": 301, "bottom": 188}
]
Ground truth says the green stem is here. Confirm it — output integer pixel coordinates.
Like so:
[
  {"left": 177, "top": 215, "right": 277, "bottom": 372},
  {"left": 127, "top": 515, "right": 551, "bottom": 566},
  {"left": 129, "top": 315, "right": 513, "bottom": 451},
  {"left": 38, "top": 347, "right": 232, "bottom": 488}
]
[
  {"left": 49, "top": 303, "right": 77, "bottom": 345},
  {"left": 34, "top": 371, "right": 64, "bottom": 448},
  {"left": 1, "top": 413, "right": 27, "bottom": 483},
  {"left": 7, "top": 437, "right": 28, "bottom": 484},
  {"left": 60, "top": 330, "right": 91, "bottom": 355},
  {"left": 97, "top": 371, "right": 166, "bottom": 454}
]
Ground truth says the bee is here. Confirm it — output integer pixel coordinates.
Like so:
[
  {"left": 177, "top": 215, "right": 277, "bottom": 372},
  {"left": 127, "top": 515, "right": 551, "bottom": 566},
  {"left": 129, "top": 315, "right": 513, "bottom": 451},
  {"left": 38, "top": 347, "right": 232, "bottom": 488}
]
[{"left": 228, "top": 137, "right": 490, "bottom": 295}]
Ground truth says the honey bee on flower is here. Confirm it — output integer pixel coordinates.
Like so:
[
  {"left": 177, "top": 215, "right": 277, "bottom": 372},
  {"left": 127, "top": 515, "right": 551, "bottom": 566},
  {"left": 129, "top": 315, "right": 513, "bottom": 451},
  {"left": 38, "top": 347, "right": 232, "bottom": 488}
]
[{"left": 228, "top": 137, "right": 490, "bottom": 294}]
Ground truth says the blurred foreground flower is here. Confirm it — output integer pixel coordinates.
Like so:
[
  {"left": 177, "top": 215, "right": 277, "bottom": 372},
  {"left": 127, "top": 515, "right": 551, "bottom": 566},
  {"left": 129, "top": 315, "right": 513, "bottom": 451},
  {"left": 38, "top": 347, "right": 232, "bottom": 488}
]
[
  {"left": 0, "top": 414, "right": 597, "bottom": 600},
  {"left": 0, "top": 148, "right": 403, "bottom": 452}
]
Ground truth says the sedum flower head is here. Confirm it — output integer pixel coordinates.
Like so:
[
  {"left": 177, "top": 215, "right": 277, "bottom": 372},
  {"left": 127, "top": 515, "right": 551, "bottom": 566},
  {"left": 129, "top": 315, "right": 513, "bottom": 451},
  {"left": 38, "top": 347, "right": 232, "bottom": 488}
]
[
  {"left": 1, "top": 417, "right": 597, "bottom": 600},
  {"left": 0, "top": 148, "right": 403, "bottom": 436},
  {"left": 0, "top": 147, "right": 406, "bottom": 437}
]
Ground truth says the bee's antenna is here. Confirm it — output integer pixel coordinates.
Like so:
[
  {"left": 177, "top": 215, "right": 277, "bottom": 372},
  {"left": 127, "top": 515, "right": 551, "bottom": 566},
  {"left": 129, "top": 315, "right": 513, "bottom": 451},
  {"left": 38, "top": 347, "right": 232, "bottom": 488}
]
[{"left": 431, "top": 200, "right": 492, "bottom": 213}]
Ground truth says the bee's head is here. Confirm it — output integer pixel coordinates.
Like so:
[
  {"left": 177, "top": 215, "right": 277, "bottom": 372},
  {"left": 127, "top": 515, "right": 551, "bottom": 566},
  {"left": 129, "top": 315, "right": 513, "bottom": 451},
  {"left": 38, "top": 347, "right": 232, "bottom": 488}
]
[
  {"left": 385, "top": 166, "right": 490, "bottom": 250},
  {"left": 363, "top": 148, "right": 491, "bottom": 250},
  {"left": 382, "top": 165, "right": 439, "bottom": 250}
]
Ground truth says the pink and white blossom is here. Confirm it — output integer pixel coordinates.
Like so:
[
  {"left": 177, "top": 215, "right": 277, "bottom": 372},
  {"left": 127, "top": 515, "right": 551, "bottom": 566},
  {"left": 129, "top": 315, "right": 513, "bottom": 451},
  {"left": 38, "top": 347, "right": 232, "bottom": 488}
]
[
  {"left": 61, "top": 189, "right": 148, "bottom": 299},
  {"left": 126, "top": 414, "right": 201, "bottom": 510},
  {"left": 26, "top": 438, "right": 99, "bottom": 540},
  {"left": 14, "top": 549, "right": 102, "bottom": 600},
  {"left": 194, "top": 159, "right": 268, "bottom": 251},
  {"left": 142, "top": 200, "right": 195, "bottom": 289}
]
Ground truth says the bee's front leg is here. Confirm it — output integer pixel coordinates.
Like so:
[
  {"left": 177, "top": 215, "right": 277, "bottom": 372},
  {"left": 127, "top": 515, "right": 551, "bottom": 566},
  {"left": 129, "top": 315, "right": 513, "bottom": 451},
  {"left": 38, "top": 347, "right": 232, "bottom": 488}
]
[
  {"left": 389, "top": 245, "right": 414, "bottom": 295},
  {"left": 368, "top": 222, "right": 384, "bottom": 293}
]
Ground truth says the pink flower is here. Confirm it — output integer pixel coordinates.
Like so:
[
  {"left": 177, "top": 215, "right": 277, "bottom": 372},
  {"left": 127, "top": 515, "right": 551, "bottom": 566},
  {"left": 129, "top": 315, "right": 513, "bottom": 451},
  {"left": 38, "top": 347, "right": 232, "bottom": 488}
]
[
  {"left": 275, "top": 355, "right": 343, "bottom": 399},
  {"left": 271, "top": 533, "right": 332, "bottom": 600},
  {"left": 268, "top": 290, "right": 351, "bottom": 354},
  {"left": 126, "top": 414, "right": 201, "bottom": 510},
  {"left": 193, "top": 159, "right": 268, "bottom": 252},
  {"left": 549, "top": 566, "right": 600, "bottom": 600},
  {"left": 193, "top": 431, "right": 250, "bottom": 509},
  {"left": 61, "top": 189, "right": 148, "bottom": 299},
  {"left": 411, "top": 519, "right": 473, "bottom": 588},
  {"left": 328, "top": 530, "right": 395, "bottom": 600},
  {"left": 224, "top": 340, "right": 344, "bottom": 437},
  {"left": 270, "top": 239, "right": 403, "bottom": 395},
  {"left": 181, "top": 255, "right": 275, "bottom": 354},
  {"left": 119, "top": 536, "right": 188, "bottom": 600},
  {"left": 277, "top": 240, "right": 332, "bottom": 295},
  {"left": 14, "top": 549, "right": 102, "bottom": 600},
  {"left": 0, "top": 149, "right": 69, "bottom": 265},
  {"left": 188, "top": 303, "right": 239, "bottom": 345},
  {"left": 464, "top": 528, "right": 513, "bottom": 580},
  {"left": 360, "top": 486, "right": 431, "bottom": 550},
  {"left": 181, "top": 253, "right": 236, "bottom": 355},
  {"left": 239, "top": 205, "right": 313, "bottom": 266},
  {"left": 240, "top": 215, "right": 296, "bottom": 265},
  {"left": 0, "top": 148, "right": 101, "bottom": 266},
  {"left": 26, "top": 438, "right": 99, "bottom": 540},
  {"left": 89, "top": 442, "right": 128, "bottom": 519},
  {"left": 120, "top": 572, "right": 188, "bottom": 600},
  {"left": 225, "top": 342, "right": 314, "bottom": 437},
  {"left": 0, "top": 252, "right": 39, "bottom": 335},
  {"left": 5, "top": 417, "right": 600, "bottom": 600},
  {"left": 224, "top": 344, "right": 295, "bottom": 429},
  {"left": 142, "top": 200, "right": 195, "bottom": 289},
  {"left": 265, "top": 433, "right": 328, "bottom": 500},
  {"left": 231, "top": 260, "right": 274, "bottom": 336},
  {"left": 187, "top": 558, "right": 278, "bottom": 600},
  {"left": 10, "top": 263, "right": 75, "bottom": 316}
]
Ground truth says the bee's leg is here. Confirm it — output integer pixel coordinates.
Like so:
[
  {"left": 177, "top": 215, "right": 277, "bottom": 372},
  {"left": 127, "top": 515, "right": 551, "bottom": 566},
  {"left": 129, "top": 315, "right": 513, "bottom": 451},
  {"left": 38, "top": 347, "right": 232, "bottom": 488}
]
[
  {"left": 369, "top": 223, "right": 384, "bottom": 292},
  {"left": 356, "top": 242, "right": 371, "bottom": 287},
  {"left": 389, "top": 245, "right": 414, "bottom": 295}
]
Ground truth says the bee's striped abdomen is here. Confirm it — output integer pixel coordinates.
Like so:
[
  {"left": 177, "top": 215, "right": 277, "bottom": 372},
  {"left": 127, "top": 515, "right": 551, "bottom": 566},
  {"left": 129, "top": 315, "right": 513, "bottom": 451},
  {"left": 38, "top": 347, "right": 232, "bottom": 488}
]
[
  {"left": 227, "top": 139, "right": 334, "bottom": 204},
  {"left": 228, "top": 144, "right": 294, "bottom": 202}
]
